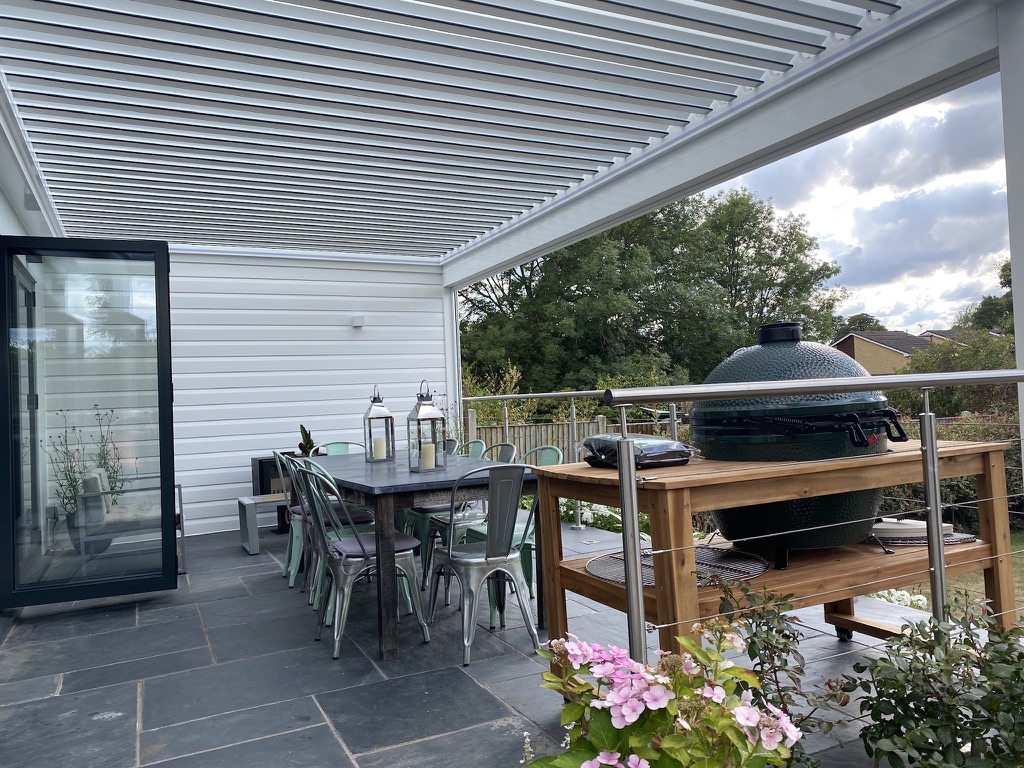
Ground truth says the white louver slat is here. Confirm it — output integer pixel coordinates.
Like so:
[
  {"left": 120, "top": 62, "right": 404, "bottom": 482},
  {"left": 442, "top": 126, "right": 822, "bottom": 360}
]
[{"left": 0, "top": 0, "right": 901, "bottom": 259}]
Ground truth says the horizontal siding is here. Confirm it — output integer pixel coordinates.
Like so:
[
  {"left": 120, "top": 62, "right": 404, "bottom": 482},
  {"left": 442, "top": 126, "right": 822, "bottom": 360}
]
[{"left": 170, "top": 250, "right": 451, "bottom": 534}]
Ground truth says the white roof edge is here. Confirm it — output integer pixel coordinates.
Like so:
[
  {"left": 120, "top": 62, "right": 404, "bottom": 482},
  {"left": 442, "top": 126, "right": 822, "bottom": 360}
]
[
  {"left": 0, "top": 64, "right": 64, "bottom": 236},
  {"left": 169, "top": 242, "right": 442, "bottom": 267}
]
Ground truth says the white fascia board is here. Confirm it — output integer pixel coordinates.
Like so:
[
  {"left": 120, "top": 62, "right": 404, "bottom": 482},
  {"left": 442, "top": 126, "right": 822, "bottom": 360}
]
[
  {"left": 0, "top": 66, "right": 63, "bottom": 236},
  {"left": 170, "top": 242, "right": 443, "bottom": 267},
  {"left": 440, "top": 0, "right": 998, "bottom": 289}
]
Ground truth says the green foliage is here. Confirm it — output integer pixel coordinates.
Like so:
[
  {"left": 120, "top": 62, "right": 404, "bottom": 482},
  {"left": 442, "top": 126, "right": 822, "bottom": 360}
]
[
  {"left": 877, "top": 415, "right": 1023, "bottom": 533},
  {"left": 298, "top": 424, "right": 316, "bottom": 457},
  {"left": 719, "top": 583, "right": 852, "bottom": 768},
  {"left": 958, "top": 258, "right": 1013, "bottom": 334},
  {"left": 46, "top": 409, "right": 87, "bottom": 520},
  {"left": 533, "top": 622, "right": 802, "bottom": 768},
  {"left": 843, "top": 595, "right": 1024, "bottom": 767},
  {"left": 460, "top": 188, "right": 843, "bottom": 393},
  {"left": 884, "top": 331, "right": 1016, "bottom": 417},
  {"left": 461, "top": 363, "right": 540, "bottom": 425}
]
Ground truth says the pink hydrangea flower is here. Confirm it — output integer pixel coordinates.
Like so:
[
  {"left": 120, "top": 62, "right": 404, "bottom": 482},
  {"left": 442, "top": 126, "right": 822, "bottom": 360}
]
[
  {"left": 733, "top": 704, "right": 762, "bottom": 728},
  {"left": 680, "top": 653, "right": 699, "bottom": 675},
  {"left": 581, "top": 750, "right": 623, "bottom": 768},
  {"left": 701, "top": 684, "right": 726, "bottom": 703},
  {"left": 642, "top": 684, "right": 674, "bottom": 710},
  {"left": 626, "top": 755, "right": 650, "bottom": 768},
  {"left": 610, "top": 697, "right": 645, "bottom": 728}
]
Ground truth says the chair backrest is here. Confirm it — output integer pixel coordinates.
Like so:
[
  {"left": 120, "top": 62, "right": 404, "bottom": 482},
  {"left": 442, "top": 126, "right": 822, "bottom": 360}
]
[
  {"left": 443, "top": 438, "right": 459, "bottom": 455},
  {"left": 322, "top": 441, "right": 365, "bottom": 456},
  {"left": 520, "top": 445, "right": 562, "bottom": 466},
  {"left": 297, "top": 463, "right": 372, "bottom": 560},
  {"left": 483, "top": 442, "right": 517, "bottom": 463},
  {"left": 271, "top": 450, "right": 296, "bottom": 505},
  {"left": 80, "top": 467, "right": 112, "bottom": 523},
  {"left": 447, "top": 464, "right": 528, "bottom": 559},
  {"left": 462, "top": 439, "right": 486, "bottom": 458}
]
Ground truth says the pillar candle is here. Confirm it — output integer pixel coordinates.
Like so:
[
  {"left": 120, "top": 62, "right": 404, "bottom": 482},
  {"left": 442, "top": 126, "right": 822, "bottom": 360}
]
[
  {"left": 372, "top": 437, "right": 387, "bottom": 460},
  {"left": 420, "top": 443, "right": 436, "bottom": 470}
]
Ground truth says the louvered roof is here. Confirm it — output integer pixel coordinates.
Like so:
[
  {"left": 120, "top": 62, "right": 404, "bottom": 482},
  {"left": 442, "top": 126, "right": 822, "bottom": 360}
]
[{"left": 0, "top": 0, "right": 953, "bottom": 268}]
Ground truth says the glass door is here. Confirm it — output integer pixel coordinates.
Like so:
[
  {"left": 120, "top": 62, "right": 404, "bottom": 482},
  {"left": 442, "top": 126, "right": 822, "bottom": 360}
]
[{"left": 1, "top": 236, "right": 175, "bottom": 608}]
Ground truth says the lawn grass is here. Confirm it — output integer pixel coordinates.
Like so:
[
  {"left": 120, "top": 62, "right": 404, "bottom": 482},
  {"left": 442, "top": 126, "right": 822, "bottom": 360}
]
[{"left": 900, "top": 530, "right": 1024, "bottom": 612}]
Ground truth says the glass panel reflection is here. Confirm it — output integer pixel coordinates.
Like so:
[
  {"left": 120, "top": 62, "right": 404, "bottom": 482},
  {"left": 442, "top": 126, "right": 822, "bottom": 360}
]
[{"left": 12, "top": 248, "right": 163, "bottom": 588}]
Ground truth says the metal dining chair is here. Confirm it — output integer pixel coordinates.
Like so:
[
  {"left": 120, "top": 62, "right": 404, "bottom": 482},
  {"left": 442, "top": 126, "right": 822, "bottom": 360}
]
[
  {"left": 461, "top": 439, "right": 486, "bottom": 458},
  {"left": 465, "top": 444, "right": 563, "bottom": 624},
  {"left": 482, "top": 442, "right": 517, "bottom": 463},
  {"left": 426, "top": 463, "right": 539, "bottom": 665},
  {"left": 297, "top": 466, "right": 429, "bottom": 658},
  {"left": 321, "top": 441, "right": 365, "bottom": 455}
]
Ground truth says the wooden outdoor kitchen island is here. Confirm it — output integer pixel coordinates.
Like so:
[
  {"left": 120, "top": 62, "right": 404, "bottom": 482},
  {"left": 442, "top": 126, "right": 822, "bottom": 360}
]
[{"left": 537, "top": 440, "right": 1017, "bottom": 652}]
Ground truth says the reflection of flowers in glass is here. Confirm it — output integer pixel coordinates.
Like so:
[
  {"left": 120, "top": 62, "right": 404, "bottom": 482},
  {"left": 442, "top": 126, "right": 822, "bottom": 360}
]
[{"left": 529, "top": 620, "right": 801, "bottom": 768}]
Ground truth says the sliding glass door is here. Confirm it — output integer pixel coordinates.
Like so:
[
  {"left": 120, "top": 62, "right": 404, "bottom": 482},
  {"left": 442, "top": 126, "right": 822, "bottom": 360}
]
[{"left": 1, "top": 236, "right": 176, "bottom": 608}]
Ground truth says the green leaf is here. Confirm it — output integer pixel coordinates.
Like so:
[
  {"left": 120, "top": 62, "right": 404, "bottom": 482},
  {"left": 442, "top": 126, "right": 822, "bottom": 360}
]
[
  {"left": 560, "top": 702, "right": 585, "bottom": 725},
  {"left": 586, "top": 708, "right": 621, "bottom": 752}
]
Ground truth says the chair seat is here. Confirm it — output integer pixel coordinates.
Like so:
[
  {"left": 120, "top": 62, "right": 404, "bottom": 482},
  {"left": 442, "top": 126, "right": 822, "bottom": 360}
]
[
  {"left": 439, "top": 540, "right": 524, "bottom": 564},
  {"left": 330, "top": 529, "right": 421, "bottom": 558}
]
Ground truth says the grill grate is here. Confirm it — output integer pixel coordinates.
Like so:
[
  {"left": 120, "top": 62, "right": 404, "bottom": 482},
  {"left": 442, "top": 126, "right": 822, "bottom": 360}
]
[
  {"left": 868, "top": 531, "right": 977, "bottom": 547},
  {"left": 585, "top": 546, "right": 769, "bottom": 588}
]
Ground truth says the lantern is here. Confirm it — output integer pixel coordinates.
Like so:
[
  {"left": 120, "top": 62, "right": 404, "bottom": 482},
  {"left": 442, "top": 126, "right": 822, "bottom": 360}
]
[
  {"left": 363, "top": 385, "right": 396, "bottom": 463},
  {"left": 407, "top": 380, "right": 447, "bottom": 472}
]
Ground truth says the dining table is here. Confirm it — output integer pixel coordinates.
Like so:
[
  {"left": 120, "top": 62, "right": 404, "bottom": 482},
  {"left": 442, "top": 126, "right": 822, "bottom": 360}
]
[{"left": 313, "top": 450, "right": 530, "bottom": 659}]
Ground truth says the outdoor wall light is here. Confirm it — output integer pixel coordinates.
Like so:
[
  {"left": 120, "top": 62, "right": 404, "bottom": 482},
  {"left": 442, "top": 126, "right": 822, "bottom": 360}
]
[
  {"left": 407, "top": 380, "right": 447, "bottom": 473},
  {"left": 363, "top": 385, "right": 395, "bottom": 463}
]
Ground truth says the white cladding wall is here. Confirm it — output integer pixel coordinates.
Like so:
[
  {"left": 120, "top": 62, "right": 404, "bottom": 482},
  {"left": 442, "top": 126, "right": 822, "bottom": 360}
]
[{"left": 170, "top": 250, "right": 449, "bottom": 534}]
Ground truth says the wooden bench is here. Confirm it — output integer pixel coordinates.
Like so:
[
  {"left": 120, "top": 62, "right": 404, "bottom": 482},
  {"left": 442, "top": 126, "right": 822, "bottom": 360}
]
[{"left": 237, "top": 493, "right": 289, "bottom": 554}]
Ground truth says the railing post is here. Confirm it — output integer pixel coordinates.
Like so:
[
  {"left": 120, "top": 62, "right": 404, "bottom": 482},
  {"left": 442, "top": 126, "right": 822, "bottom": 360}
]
[
  {"left": 919, "top": 388, "right": 948, "bottom": 625},
  {"left": 467, "top": 408, "right": 478, "bottom": 442},
  {"left": 502, "top": 401, "right": 510, "bottom": 442},
  {"left": 569, "top": 398, "right": 585, "bottom": 530},
  {"left": 617, "top": 405, "right": 647, "bottom": 663},
  {"left": 668, "top": 403, "right": 678, "bottom": 442}
]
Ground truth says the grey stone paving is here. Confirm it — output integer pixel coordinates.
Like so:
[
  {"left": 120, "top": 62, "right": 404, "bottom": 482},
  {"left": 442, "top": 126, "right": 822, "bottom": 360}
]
[{"left": 0, "top": 525, "right": 903, "bottom": 767}]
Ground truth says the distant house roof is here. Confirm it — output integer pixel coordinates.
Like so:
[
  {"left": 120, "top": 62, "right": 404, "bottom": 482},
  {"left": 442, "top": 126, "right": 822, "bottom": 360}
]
[
  {"left": 920, "top": 329, "right": 967, "bottom": 342},
  {"left": 833, "top": 331, "right": 932, "bottom": 355}
]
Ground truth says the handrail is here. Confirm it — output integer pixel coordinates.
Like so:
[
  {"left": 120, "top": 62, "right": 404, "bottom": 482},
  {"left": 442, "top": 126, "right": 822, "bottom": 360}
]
[{"left": 604, "top": 369, "right": 1024, "bottom": 405}]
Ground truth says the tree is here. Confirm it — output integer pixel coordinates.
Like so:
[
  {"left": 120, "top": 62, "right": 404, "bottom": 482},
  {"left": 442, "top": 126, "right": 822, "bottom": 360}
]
[
  {"left": 885, "top": 329, "right": 1016, "bottom": 416},
  {"left": 959, "top": 258, "right": 1013, "bottom": 334},
  {"left": 460, "top": 188, "right": 844, "bottom": 394},
  {"left": 832, "top": 313, "right": 886, "bottom": 340}
]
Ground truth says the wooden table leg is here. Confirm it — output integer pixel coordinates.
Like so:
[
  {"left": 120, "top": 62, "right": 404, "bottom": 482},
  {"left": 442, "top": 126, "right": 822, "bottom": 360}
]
[
  {"left": 375, "top": 494, "right": 400, "bottom": 660},
  {"left": 977, "top": 449, "right": 1017, "bottom": 629},
  {"left": 647, "top": 488, "right": 698, "bottom": 652},
  {"left": 539, "top": 478, "right": 568, "bottom": 642}
]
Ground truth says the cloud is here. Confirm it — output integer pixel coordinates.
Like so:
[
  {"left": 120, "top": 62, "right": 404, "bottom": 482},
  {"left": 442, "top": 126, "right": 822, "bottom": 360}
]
[{"left": 837, "top": 183, "right": 1008, "bottom": 287}]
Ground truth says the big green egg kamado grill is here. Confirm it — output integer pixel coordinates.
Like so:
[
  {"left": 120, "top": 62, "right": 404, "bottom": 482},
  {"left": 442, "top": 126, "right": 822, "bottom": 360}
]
[{"left": 690, "top": 322, "right": 907, "bottom": 566}]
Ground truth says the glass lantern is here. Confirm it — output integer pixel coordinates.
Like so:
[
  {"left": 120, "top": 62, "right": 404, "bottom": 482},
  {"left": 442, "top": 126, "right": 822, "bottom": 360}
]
[
  {"left": 407, "top": 380, "right": 447, "bottom": 473},
  {"left": 362, "top": 385, "right": 395, "bottom": 463}
]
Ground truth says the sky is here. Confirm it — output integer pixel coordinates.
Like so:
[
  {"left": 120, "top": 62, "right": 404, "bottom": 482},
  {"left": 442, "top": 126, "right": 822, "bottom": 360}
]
[{"left": 710, "top": 72, "right": 1009, "bottom": 334}]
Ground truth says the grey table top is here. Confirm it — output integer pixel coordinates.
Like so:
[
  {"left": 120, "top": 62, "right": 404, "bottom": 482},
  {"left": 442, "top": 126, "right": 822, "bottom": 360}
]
[{"left": 312, "top": 451, "right": 502, "bottom": 496}]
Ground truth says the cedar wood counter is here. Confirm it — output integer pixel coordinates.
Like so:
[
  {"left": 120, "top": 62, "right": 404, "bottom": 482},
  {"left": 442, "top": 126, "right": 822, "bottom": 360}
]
[{"left": 536, "top": 440, "right": 1016, "bottom": 652}]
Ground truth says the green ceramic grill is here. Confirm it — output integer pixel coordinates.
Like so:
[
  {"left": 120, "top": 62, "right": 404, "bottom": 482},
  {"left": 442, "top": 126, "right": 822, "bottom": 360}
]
[{"left": 690, "top": 322, "right": 907, "bottom": 554}]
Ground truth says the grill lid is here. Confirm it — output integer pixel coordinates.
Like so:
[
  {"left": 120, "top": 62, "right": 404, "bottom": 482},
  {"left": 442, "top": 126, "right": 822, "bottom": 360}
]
[{"left": 691, "top": 321, "right": 885, "bottom": 420}]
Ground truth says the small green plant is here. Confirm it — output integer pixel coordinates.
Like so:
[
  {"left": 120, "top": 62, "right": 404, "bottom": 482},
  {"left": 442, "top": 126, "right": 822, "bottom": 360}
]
[
  {"left": 92, "top": 407, "right": 125, "bottom": 503},
  {"left": 843, "top": 595, "right": 1024, "bottom": 767},
  {"left": 46, "top": 409, "right": 88, "bottom": 521},
  {"left": 718, "top": 582, "right": 851, "bottom": 768},
  {"left": 298, "top": 424, "right": 317, "bottom": 457}
]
